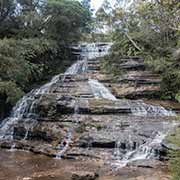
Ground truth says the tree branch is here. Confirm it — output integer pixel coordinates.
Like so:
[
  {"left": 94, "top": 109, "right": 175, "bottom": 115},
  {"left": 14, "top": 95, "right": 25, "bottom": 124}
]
[{"left": 124, "top": 32, "right": 141, "bottom": 51}]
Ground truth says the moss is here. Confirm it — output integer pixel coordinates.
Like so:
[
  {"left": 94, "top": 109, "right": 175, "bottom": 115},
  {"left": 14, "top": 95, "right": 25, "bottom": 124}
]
[
  {"left": 169, "top": 150, "right": 180, "bottom": 180},
  {"left": 175, "top": 92, "right": 180, "bottom": 103},
  {"left": 88, "top": 99, "right": 115, "bottom": 109},
  {"left": 167, "top": 123, "right": 180, "bottom": 180},
  {"left": 167, "top": 128, "right": 180, "bottom": 147},
  {"left": 96, "top": 124, "right": 104, "bottom": 131},
  {"left": 75, "top": 124, "right": 86, "bottom": 134}
]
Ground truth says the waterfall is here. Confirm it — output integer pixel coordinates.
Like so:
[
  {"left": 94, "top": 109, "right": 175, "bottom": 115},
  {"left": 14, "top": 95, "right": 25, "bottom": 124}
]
[
  {"left": 55, "top": 128, "right": 73, "bottom": 159},
  {"left": 0, "top": 74, "right": 61, "bottom": 140},
  {"left": 88, "top": 79, "right": 117, "bottom": 101},
  {"left": 0, "top": 41, "right": 176, "bottom": 169},
  {"left": 131, "top": 101, "right": 175, "bottom": 117},
  {"left": 112, "top": 121, "right": 178, "bottom": 169},
  {"left": 0, "top": 42, "right": 111, "bottom": 151},
  {"left": 0, "top": 46, "right": 92, "bottom": 140},
  {"left": 113, "top": 132, "right": 166, "bottom": 168},
  {"left": 81, "top": 43, "right": 112, "bottom": 60},
  {"left": 65, "top": 59, "right": 87, "bottom": 75}
]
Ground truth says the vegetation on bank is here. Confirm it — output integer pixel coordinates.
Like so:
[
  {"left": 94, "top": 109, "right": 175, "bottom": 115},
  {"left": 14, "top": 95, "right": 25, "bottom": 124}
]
[
  {"left": 96, "top": 0, "right": 180, "bottom": 102},
  {"left": 167, "top": 126, "right": 180, "bottom": 180},
  {"left": 0, "top": 0, "right": 92, "bottom": 119}
]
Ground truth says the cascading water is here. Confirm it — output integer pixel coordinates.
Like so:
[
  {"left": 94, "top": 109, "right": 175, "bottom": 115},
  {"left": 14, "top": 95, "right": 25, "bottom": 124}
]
[
  {"left": 0, "top": 74, "right": 61, "bottom": 140},
  {"left": 88, "top": 79, "right": 117, "bottom": 101},
  {"left": 81, "top": 43, "right": 112, "bottom": 60},
  {"left": 111, "top": 121, "right": 178, "bottom": 169},
  {"left": 65, "top": 59, "right": 87, "bottom": 75},
  {"left": 0, "top": 44, "right": 93, "bottom": 141},
  {"left": 0, "top": 43, "right": 109, "bottom": 154},
  {"left": 56, "top": 128, "right": 73, "bottom": 159},
  {"left": 0, "top": 41, "right": 176, "bottom": 171},
  {"left": 55, "top": 43, "right": 112, "bottom": 158},
  {"left": 55, "top": 98, "right": 80, "bottom": 159},
  {"left": 131, "top": 101, "right": 175, "bottom": 117}
]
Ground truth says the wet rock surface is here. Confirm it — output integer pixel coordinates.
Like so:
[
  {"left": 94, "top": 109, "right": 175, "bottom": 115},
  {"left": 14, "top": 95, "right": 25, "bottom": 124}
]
[
  {"left": 71, "top": 171, "right": 99, "bottom": 180},
  {"left": 0, "top": 45, "right": 179, "bottom": 179}
]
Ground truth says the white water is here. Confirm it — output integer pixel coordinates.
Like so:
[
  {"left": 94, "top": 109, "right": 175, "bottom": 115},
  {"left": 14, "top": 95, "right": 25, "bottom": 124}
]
[
  {"left": 0, "top": 42, "right": 113, "bottom": 154},
  {"left": 114, "top": 132, "right": 166, "bottom": 168},
  {"left": 65, "top": 59, "right": 87, "bottom": 75},
  {"left": 0, "top": 74, "right": 61, "bottom": 140},
  {"left": 9, "top": 143, "right": 16, "bottom": 152},
  {"left": 0, "top": 41, "right": 176, "bottom": 165},
  {"left": 112, "top": 121, "right": 178, "bottom": 169},
  {"left": 81, "top": 43, "right": 112, "bottom": 59},
  {"left": 88, "top": 79, "right": 117, "bottom": 101},
  {"left": 56, "top": 129, "right": 73, "bottom": 159},
  {"left": 131, "top": 101, "right": 175, "bottom": 117}
]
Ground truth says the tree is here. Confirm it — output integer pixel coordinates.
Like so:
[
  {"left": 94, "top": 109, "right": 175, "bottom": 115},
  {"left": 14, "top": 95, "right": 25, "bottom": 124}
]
[
  {"left": 43, "top": 0, "right": 92, "bottom": 43},
  {"left": 0, "top": 0, "right": 17, "bottom": 38},
  {"left": 81, "top": 0, "right": 91, "bottom": 10},
  {"left": 0, "top": 0, "right": 15, "bottom": 23}
]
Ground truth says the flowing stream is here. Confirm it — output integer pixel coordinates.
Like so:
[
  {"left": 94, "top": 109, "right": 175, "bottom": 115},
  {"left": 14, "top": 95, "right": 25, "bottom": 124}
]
[
  {"left": 88, "top": 79, "right": 117, "bottom": 101},
  {"left": 131, "top": 101, "right": 175, "bottom": 117},
  {"left": 112, "top": 123, "right": 176, "bottom": 169},
  {"left": 0, "top": 43, "right": 111, "bottom": 156},
  {"left": 0, "top": 42, "right": 177, "bottom": 171}
]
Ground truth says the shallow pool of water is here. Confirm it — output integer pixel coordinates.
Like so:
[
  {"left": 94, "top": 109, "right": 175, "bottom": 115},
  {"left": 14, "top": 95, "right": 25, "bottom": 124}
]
[{"left": 0, "top": 149, "right": 77, "bottom": 180}]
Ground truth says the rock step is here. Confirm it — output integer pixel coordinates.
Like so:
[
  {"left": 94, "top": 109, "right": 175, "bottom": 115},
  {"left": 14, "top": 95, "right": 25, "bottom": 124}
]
[
  {"left": 117, "top": 78, "right": 161, "bottom": 85},
  {"left": 111, "top": 84, "right": 161, "bottom": 99},
  {"left": 115, "top": 90, "right": 161, "bottom": 99},
  {"left": 88, "top": 66, "right": 100, "bottom": 71},
  {"left": 75, "top": 94, "right": 94, "bottom": 98},
  {"left": 119, "top": 63, "right": 145, "bottom": 70}
]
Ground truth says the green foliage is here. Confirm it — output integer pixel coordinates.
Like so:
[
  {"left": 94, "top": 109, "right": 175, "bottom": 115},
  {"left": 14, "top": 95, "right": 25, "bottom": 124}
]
[
  {"left": 169, "top": 152, "right": 180, "bottom": 180},
  {"left": 175, "top": 92, "right": 180, "bottom": 103},
  {"left": 112, "top": 31, "right": 142, "bottom": 57},
  {"left": 0, "top": 38, "right": 59, "bottom": 89},
  {"left": 44, "top": 0, "right": 91, "bottom": 42},
  {"left": 161, "top": 68, "right": 180, "bottom": 100},
  {"left": 0, "top": 81, "right": 24, "bottom": 106},
  {"left": 167, "top": 127, "right": 180, "bottom": 180}
]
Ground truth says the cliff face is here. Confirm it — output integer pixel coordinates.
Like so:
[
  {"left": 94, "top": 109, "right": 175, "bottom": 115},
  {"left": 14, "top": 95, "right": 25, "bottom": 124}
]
[{"left": 0, "top": 44, "right": 179, "bottom": 174}]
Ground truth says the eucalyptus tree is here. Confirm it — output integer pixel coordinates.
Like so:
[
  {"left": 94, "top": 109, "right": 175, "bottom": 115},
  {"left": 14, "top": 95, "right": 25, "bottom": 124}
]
[{"left": 42, "top": 0, "right": 92, "bottom": 43}]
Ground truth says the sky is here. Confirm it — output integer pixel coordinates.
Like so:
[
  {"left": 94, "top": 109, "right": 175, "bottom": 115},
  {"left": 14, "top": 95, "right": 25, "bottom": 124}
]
[
  {"left": 90, "top": 0, "right": 132, "bottom": 11},
  {"left": 91, "top": 0, "right": 104, "bottom": 11},
  {"left": 91, "top": 0, "right": 116, "bottom": 11}
]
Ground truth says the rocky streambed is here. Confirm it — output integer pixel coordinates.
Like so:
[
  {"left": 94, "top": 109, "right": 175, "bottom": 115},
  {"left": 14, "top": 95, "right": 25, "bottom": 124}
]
[{"left": 0, "top": 43, "right": 180, "bottom": 180}]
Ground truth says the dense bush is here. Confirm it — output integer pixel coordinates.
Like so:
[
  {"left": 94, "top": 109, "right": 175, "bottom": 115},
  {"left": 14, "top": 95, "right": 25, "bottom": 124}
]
[
  {"left": 167, "top": 127, "right": 180, "bottom": 180},
  {"left": 0, "top": 38, "right": 60, "bottom": 90}
]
